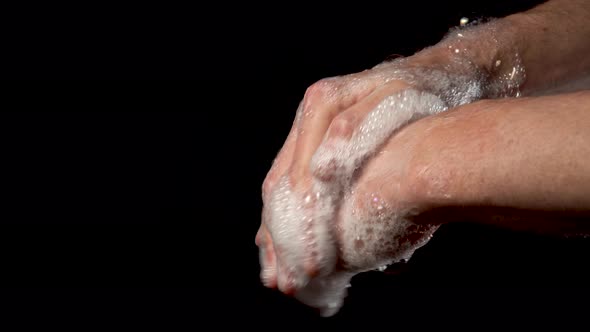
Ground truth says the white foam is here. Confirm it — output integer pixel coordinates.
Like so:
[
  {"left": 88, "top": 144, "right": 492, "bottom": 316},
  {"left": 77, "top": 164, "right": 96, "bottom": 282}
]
[{"left": 265, "top": 175, "right": 340, "bottom": 291}]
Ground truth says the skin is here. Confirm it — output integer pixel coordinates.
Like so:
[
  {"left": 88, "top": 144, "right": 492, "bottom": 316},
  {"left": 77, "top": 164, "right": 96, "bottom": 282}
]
[
  {"left": 408, "top": 92, "right": 590, "bottom": 235},
  {"left": 256, "top": 0, "right": 590, "bottom": 295}
]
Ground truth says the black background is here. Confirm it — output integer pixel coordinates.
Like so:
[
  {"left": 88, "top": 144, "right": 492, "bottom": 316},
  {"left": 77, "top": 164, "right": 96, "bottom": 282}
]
[{"left": 1, "top": 0, "right": 589, "bottom": 330}]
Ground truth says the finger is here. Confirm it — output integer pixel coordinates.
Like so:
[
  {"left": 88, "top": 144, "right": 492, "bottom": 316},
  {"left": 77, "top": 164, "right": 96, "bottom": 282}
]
[
  {"left": 265, "top": 73, "right": 384, "bottom": 295},
  {"left": 256, "top": 223, "right": 278, "bottom": 288},
  {"left": 261, "top": 102, "right": 302, "bottom": 201},
  {"left": 288, "top": 73, "right": 381, "bottom": 188},
  {"left": 311, "top": 84, "right": 447, "bottom": 182},
  {"left": 310, "top": 80, "right": 410, "bottom": 181},
  {"left": 259, "top": 104, "right": 303, "bottom": 289},
  {"left": 276, "top": 254, "right": 296, "bottom": 295},
  {"left": 268, "top": 75, "right": 381, "bottom": 286}
]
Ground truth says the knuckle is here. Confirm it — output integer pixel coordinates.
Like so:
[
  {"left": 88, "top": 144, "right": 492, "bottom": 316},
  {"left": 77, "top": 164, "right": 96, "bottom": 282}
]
[
  {"left": 255, "top": 227, "right": 265, "bottom": 246},
  {"left": 327, "top": 113, "right": 355, "bottom": 138},
  {"left": 304, "top": 78, "right": 340, "bottom": 101},
  {"left": 262, "top": 175, "right": 276, "bottom": 200}
]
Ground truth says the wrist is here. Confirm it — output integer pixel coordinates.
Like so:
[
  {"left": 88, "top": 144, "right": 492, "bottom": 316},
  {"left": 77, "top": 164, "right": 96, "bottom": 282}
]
[
  {"left": 401, "top": 100, "right": 496, "bottom": 224},
  {"left": 372, "top": 13, "right": 537, "bottom": 104},
  {"left": 404, "top": 16, "right": 528, "bottom": 101}
]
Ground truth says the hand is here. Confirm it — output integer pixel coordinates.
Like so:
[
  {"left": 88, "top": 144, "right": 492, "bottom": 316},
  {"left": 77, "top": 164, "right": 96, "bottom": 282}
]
[
  {"left": 256, "top": 22, "right": 526, "bottom": 315},
  {"left": 256, "top": 76, "right": 431, "bottom": 293},
  {"left": 256, "top": 47, "right": 488, "bottom": 293},
  {"left": 255, "top": 0, "right": 590, "bottom": 316},
  {"left": 257, "top": 87, "right": 448, "bottom": 316}
]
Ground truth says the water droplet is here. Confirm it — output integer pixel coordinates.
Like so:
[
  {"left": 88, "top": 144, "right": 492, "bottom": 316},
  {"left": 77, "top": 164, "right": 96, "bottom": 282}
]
[{"left": 509, "top": 67, "right": 517, "bottom": 79}]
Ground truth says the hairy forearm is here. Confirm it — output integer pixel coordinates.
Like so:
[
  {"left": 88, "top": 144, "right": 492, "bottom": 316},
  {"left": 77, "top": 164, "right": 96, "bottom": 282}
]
[{"left": 410, "top": 91, "right": 590, "bottom": 234}]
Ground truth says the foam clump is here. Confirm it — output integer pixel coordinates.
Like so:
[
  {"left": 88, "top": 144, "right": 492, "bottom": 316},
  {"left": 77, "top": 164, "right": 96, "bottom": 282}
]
[{"left": 264, "top": 175, "right": 338, "bottom": 291}]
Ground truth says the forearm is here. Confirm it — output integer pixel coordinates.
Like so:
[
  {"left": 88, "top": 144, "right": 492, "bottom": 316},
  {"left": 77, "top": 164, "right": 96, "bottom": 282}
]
[
  {"left": 411, "top": 91, "right": 590, "bottom": 234},
  {"left": 506, "top": 0, "right": 590, "bottom": 94},
  {"left": 407, "top": 0, "right": 590, "bottom": 98}
]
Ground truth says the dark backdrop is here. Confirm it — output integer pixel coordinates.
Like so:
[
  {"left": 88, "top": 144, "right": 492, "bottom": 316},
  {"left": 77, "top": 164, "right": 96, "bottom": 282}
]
[{"left": 2, "top": 0, "right": 588, "bottom": 330}]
